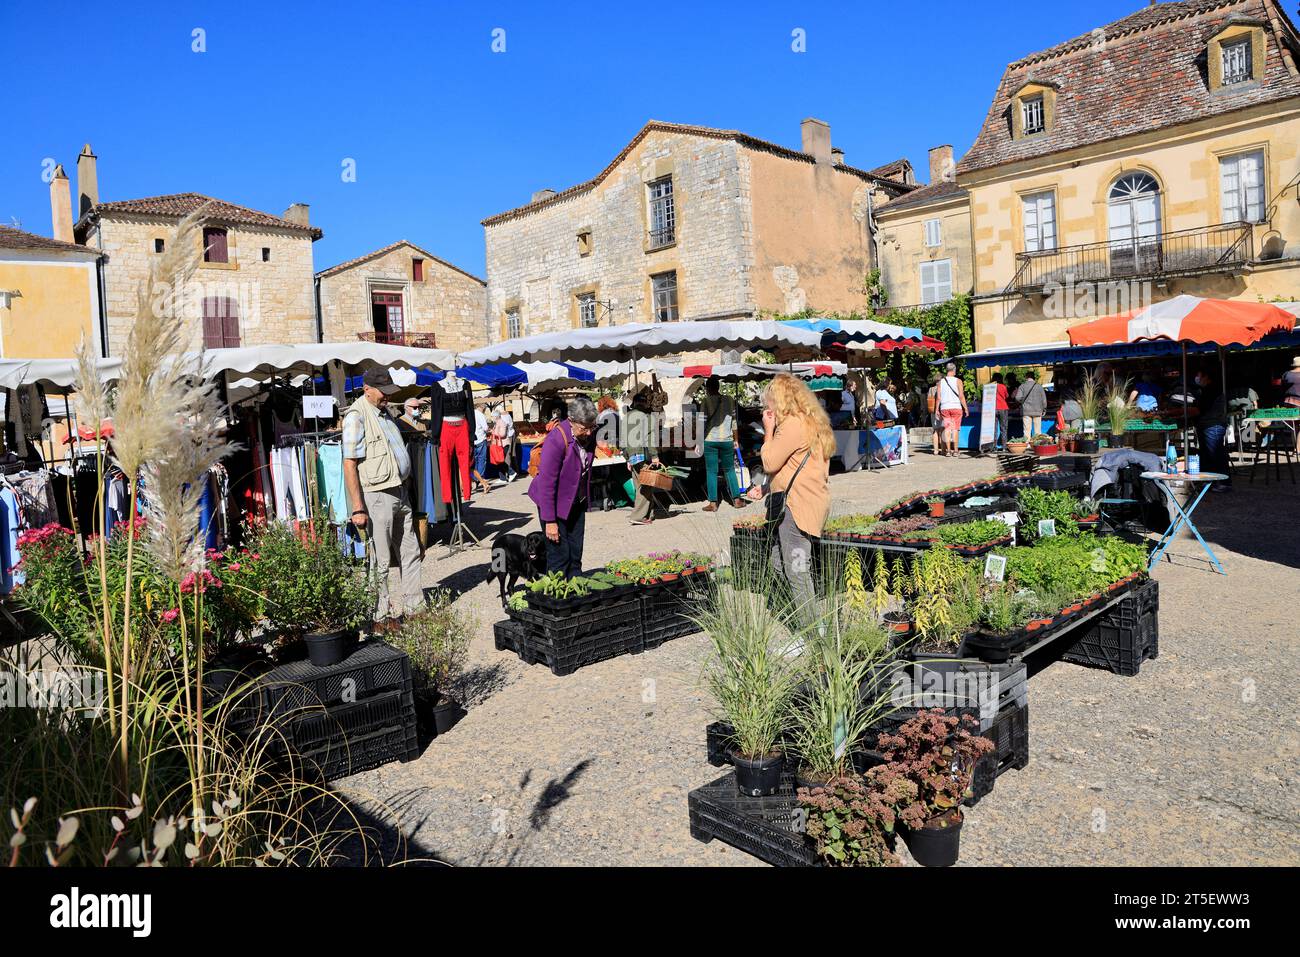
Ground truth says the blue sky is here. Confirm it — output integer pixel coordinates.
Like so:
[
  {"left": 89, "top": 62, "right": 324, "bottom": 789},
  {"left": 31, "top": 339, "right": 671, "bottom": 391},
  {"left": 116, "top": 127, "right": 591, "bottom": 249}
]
[{"left": 2, "top": 0, "right": 1143, "bottom": 277}]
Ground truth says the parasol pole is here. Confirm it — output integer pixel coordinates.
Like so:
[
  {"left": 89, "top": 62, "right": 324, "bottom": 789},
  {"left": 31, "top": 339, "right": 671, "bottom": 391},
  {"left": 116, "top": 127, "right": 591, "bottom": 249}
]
[{"left": 1181, "top": 341, "right": 1190, "bottom": 464}]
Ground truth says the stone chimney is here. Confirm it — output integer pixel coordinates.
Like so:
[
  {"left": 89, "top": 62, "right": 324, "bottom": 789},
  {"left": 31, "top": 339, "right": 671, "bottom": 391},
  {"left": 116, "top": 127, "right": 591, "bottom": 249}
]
[
  {"left": 50, "top": 164, "right": 74, "bottom": 242},
  {"left": 831, "top": 147, "right": 845, "bottom": 166},
  {"left": 77, "top": 143, "right": 99, "bottom": 218},
  {"left": 800, "top": 118, "right": 833, "bottom": 165},
  {"left": 929, "top": 145, "right": 955, "bottom": 184},
  {"left": 531, "top": 188, "right": 558, "bottom": 203},
  {"left": 283, "top": 203, "right": 311, "bottom": 226}
]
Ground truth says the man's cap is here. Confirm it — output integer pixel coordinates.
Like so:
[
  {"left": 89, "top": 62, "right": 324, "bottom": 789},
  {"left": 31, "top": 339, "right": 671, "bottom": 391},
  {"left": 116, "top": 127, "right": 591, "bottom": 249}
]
[{"left": 362, "top": 367, "right": 400, "bottom": 395}]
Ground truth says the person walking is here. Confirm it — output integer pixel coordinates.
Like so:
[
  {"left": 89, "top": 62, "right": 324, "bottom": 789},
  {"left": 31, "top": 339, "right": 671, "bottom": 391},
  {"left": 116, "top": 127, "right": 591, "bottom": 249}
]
[
  {"left": 990, "top": 372, "right": 1010, "bottom": 451},
  {"left": 626, "top": 388, "right": 667, "bottom": 526},
  {"left": 937, "top": 362, "right": 968, "bottom": 457},
  {"left": 926, "top": 375, "right": 942, "bottom": 456},
  {"left": 700, "top": 375, "right": 744, "bottom": 512},
  {"left": 342, "top": 368, "right": 424, "bottom": 633},
  {"left": 490, "top": 404, "right": 518, "bottom": 483},
  {"left": 761, "top": 374, "right": 832, "bottom": 622},
  {"left": 528, "top": 395, "right": 597, "bottom": 576},
  {"left": 472, "top": 402, "right": 492, "bottom": 494},
  {"left": 1282, "top": 356, "right": 1300, "bottom": 409},
  {"left": 1014, "top": 371, "right": 1048, "bottom": 440}
]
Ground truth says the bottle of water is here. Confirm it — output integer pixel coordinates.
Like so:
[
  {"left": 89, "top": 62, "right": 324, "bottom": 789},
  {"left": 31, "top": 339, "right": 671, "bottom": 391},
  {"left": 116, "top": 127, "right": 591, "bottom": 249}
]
[{"left": 1165, "top": 442, "right": 1177, "bottom": 474}]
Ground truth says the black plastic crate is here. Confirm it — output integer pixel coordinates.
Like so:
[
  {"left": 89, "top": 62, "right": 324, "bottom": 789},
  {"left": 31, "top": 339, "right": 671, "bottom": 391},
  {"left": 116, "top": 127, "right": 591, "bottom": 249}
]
[
  {"left": 640, "top": 577, "right": 706, "bottom": 648},
  {"left": 866, "top": 658, "right": 1027, "bottom": 734},
  {"left": 283, "top": 687, "right": 414, "bottom": 753},
  {"left": 292, "top": 713, "right": 421, "bottom": 781},
  {"left": 1061, "top": 579, "right": 1159, "bottom": 676},
  {"left": 510, "top": 594, "right": 641, "bottom": 646},
  {"left": 688, "top": 772, "right": 817, "bottom": 867},
  {"left": 729, "top": 529, "right": 772, "bottom": 581},
  {"left": 968, "top": 702, "right": 1029, "bottom": 806},
  {"left": 1029, "top": 469, "right": 1090, "bottom": 492}
]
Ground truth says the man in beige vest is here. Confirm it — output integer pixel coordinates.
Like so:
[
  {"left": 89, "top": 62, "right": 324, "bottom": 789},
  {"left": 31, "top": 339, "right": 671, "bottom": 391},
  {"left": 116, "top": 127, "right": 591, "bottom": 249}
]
[{"left": 343, "top": 368, "right": 424, "bottom": 632}]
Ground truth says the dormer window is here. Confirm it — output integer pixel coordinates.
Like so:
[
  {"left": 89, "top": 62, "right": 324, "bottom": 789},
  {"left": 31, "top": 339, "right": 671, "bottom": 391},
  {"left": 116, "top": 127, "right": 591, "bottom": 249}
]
[
  {"left": 1222, "top": 37, "right": 1251, "bottom": 85},
  {"left": 1022, "top": 96, "right": 1045, "bottom": 135}
]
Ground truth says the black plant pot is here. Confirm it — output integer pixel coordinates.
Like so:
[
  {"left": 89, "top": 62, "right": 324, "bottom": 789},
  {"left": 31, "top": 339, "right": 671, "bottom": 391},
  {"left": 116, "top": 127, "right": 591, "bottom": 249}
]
[
  {"left": 731, "top": 751, "right": 784, "bottom": 797},
  {"left": 304, "top": 629, "right": 353, "bottom": 667},
  {"left": 1076, "top": 438, "right": 1100, "bottom": 454},
  {"left": 902, "top": 813, "right": 963, "bottom": 867},
  {"left": 883, "top": 612, "right": 915, "bottom": 642},
  {"left": 432, "top": 697, "right": 467, "bottom": 736}
]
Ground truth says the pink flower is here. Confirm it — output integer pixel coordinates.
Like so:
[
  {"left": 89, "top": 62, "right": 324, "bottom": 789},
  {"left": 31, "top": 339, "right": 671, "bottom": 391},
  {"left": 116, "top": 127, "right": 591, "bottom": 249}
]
[
  {"left": 227, "top": 562, "right": 241, "bottom": 572},
  {"left": 161, "top": 608, "right": 180, "bottom": 624}
]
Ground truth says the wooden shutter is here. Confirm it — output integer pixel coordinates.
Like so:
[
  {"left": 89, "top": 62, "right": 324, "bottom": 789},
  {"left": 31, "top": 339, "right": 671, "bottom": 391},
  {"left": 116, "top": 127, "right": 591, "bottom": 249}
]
[
  {"left": 221, "top": 298, "right": 240, "bottom": 347},
  {"left": 412, "top": 258, "right": 424, "bottom": 282},
  {"left": 202, "top": 297, "right": 223, "bottom": 348},
  {"left": 203, "top": 227, "right": 229, "bottom": 263}
]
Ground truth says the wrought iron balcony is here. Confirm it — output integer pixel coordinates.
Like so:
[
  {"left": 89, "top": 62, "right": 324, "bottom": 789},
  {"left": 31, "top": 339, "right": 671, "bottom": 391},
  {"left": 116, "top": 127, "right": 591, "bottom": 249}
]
[
  {"left": 356, "top": 330, "right": 439, "bottom": 348},
  {"left": 1009, "top": 221, "right": 1255, "bottom": 295}
]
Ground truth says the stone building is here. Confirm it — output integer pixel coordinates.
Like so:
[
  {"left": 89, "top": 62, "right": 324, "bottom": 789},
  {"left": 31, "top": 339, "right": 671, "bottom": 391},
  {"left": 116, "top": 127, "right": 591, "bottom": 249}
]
[
  {"left": 956, "top": 0, "right": 1300, "bottom": 352},
  {"left": 70, "top": 144, "right": 322, "bottom": 355},
  {"left": 875, "top": 145, "right": 974, "bottom": 309},
  {"left": 315, "top": 240, "right": 487, "bottom": 353},
  {"left": 481, "top": 119, "right": 915, "bottom": 341}
]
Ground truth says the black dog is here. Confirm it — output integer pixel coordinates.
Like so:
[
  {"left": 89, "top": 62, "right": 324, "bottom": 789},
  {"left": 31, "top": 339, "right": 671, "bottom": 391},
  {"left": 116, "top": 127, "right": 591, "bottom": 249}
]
[{"left": 489, "top": 531, "right": 547, "bottom": 606}]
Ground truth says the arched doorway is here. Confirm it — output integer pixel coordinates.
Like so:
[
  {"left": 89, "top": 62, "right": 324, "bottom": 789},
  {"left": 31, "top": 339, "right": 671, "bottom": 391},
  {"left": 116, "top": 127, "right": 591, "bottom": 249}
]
[{"left": 1108, "top": 171, "right": 1162, "bottom": 275}]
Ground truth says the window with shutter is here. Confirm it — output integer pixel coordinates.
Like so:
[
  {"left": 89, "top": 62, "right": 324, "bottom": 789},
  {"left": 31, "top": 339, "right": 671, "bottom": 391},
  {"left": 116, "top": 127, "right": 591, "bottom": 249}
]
[
  {"left": 202, "top": 227, "right": 229, "bottom": 264},
  {"left": 1022, "top": 191, "right": 1057, "bottom": 252},
  {"left": 924, "top": 218, "right": 942, "bottom": 248},
  {"left": 202, "top": 296, "right": 240, "bottom": 348},
  {"left": 413, "top": 258, "right": 424, "bottom": 282},
  {"left": 1220, "top": 151, "right": 1265, "bottom": 224},
  {"left": 919, "top": 260, "right": 952, "bottom": 305}
]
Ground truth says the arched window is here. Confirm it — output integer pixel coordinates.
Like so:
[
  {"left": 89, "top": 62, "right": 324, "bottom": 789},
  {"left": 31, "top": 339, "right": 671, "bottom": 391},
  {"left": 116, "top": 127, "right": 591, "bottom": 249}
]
[{"left": 1108, "top": 172, "right": 1162, "bottom": 274}]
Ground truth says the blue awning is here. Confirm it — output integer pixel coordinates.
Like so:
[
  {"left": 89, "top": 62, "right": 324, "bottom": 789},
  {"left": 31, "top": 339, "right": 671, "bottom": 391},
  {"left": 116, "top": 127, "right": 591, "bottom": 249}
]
[{"left": 938, "top": 330, "right": 1300, "bottom": 369}]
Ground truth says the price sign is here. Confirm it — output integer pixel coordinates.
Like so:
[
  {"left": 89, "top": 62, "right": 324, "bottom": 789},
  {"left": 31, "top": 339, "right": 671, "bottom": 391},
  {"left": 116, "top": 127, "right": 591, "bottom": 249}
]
[
  {"left": 303, "top": 395, "right": 336, "bottom": 419},
  {"left": 1038, "top": 518, "right": 1057, "bottom": 538},
  {"left": 984, "top": 554, "right": 1007, "bottom": 582}
]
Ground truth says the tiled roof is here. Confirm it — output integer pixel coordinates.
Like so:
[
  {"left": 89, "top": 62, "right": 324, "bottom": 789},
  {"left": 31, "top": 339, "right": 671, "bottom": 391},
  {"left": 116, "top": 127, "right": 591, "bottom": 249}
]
[
  {"left": 958, "top": 0, "right": 1300, "bottom": 175},
  {"left": 0, "top": 224, "right": 101, "bottom": 256},
  {"left": 78, "top": 192, "right": 323, "bottom": 239},
  {"left": 316, "top": 239, "right": 485, "bottom": 284},
  {"left": 876, "top": 179, "right": 968, "bottom": 214},
  {"left": 867, "top": 158, "right": 914, "bottom": 181},
  {"left": 482, "top": 120, "right": 916, "bottom": 225}
]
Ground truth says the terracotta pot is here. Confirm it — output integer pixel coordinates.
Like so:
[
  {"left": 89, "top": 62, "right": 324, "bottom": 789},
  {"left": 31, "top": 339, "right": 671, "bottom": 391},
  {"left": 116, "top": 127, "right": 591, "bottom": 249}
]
[
  {"left": 1007, "top": 442, "right": 1028, "bottom": 454},
  {"left": 660, "top": 572, "right": 679, "bottom": 582},
  {"left": 1032, "top": 444, "right": 1060, "bottom": 456},
  {"left": 928, "top": 501, "right": 945, "bottom": 518}
]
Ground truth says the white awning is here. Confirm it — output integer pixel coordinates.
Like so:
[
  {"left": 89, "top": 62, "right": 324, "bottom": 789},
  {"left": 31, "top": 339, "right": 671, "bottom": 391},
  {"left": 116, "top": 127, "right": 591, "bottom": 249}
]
[
  {"left": 456, "top": 319, "right": 826, "bottom": 367},
  {"left": 0, "top": 341, "right": 455, "bottom": 392}
]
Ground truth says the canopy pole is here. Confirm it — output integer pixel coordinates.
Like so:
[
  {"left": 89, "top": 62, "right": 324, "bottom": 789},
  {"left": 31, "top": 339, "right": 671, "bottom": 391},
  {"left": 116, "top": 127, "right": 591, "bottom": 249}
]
[{"left": 1182, "top": 342, "right": 1190, "bottom": 464}]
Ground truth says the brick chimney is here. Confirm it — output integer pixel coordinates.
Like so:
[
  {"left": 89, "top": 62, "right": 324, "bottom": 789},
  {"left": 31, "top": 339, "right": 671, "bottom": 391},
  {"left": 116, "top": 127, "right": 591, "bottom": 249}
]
[
  {"left": 800, "top": 118, "right": 833, "bottom": 165},
  {"left": 929, "top": 145, "right": 955, "bottom": 184},
  {"left": 50, "top": 164, "right": 74, "bottom": 242},
  {"left": 283, "top": 203, "right": 310, "bottom": 226},
  {"left": 77, "top": 143, "right": 99, "bottom": 218}
]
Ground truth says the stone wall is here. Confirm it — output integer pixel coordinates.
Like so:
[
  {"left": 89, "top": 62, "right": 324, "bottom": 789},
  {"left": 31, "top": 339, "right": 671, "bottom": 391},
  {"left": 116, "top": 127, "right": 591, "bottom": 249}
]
[
  {"left": 483, "top": 131, "right": 756, "bottom": 342},
  {"left": 317, "top": 243, "right": 488, "bottom": 352},
  {"left": 876, "top": 196, "right": 974, "bottom": 309},
  {"left": 87, "top": 215, "right": 318, "bottom": 354}
]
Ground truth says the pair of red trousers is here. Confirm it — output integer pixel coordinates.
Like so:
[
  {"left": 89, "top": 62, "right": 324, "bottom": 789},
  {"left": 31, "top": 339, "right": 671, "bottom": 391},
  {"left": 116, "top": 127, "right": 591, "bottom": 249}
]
[{"left": 438, "top": 418, "right": 472, "bottom": 503}]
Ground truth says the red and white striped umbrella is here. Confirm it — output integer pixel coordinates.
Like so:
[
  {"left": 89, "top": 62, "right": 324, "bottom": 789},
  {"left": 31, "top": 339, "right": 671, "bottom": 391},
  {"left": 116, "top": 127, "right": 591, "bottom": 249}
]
[{"left": 1068, "top": 295, "right": 1295, "bottom": 347}]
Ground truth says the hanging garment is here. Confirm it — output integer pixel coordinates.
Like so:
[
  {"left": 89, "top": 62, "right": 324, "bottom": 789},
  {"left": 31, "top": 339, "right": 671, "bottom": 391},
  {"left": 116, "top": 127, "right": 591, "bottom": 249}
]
[
  {"left": 438, "top": 418, "right": 471, "bottom": 503},
  {"left": 316, "top": 443, "right": 348, "bottom": 523},
  {"left": 11, "top": 471, "right": 58, "bottom": 527},
  {"left": 0, "top": 486, "right": 20, "bottom": 594},
  {"left": 198, "top": 474, "right": 218, "bottom": 551}
]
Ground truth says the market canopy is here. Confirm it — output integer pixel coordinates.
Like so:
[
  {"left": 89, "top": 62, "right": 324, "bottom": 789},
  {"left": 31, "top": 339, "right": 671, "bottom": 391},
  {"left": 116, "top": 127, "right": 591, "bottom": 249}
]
[
  {"left": 0, "top": 341, "right": 456, "bottom": 392},
  {"left": 1067, "top": 295, "right": 1296, "bottom": 348},
  {"left": 781, "top": 316, "right": 924, "bottom": 345},
  {"left": 454, "top": 319, "right": 826, "bottom": 367}
]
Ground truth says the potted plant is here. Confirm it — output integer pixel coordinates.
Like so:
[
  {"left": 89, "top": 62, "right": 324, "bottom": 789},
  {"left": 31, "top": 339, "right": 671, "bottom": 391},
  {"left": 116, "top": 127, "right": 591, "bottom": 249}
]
[
  {"left": 1030, "top": 432, "right": 1060, "bottom": 456},
  {"left": 702, "top": 583, "right": 799, "bottom": 796},
  {"left": 874, "top": 709, "right": 994, "bottom": 867},
  {"left": 249, "top": 520, "right": 376, "bottom": 666},
  {"left": 390, "top": 592, "right": 473, "bottom": 738},
  {"left": 925, "top": 496, "right": 945, "bottom": 519},
  {"left": 798, "top": 769, "right": 917, "bottom": 866},
  {"left": 1006, "top": 438, "right": 1029, "bottom": 454},
  {"left": 1105, "top": 379, "right": 1134, "bottom": 448}
]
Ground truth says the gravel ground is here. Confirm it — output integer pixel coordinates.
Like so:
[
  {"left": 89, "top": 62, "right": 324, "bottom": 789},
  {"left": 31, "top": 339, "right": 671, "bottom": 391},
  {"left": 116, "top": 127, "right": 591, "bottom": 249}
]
[{"left": 337, "top": 451, "right": 1300, "bottom": 866}]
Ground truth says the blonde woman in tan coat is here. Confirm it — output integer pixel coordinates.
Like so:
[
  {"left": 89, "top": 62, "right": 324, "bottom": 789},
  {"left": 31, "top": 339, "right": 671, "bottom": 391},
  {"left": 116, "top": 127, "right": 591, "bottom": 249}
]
[{"left": 760, "top": 374, "right": 833, "bottom": 621}]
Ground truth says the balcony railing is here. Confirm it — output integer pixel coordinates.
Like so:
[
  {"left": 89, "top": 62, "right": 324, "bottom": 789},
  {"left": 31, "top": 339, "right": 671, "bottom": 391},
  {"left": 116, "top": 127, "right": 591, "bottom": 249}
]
[
  {"left": 1008, "top": 221, "right": 1254, "bottom": 294},
  {"left": 647, "top": 225, "right": 676, "bottom": 249},
  {"left": 356, "top": 330, "right": 439, "bottom": 348}
]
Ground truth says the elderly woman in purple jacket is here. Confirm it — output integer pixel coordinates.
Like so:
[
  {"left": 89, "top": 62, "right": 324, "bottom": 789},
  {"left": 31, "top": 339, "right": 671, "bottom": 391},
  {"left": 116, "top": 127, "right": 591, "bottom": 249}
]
[{"left": 527, "top": 395, "right": 598, "bottom": 576}]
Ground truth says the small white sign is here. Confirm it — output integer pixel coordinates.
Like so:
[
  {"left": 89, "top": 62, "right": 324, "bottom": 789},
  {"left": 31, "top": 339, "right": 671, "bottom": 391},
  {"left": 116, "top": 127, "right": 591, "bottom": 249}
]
[
  {"left": 984, "top": 554, "right": 1007, "bottom": 582},
  {"left": 1038, "top": 518, "right": 1057, "bottom": 538},
  {"left": 1083, "top": 418, "right": 1097, "bottom": 435},
  {"left": 303, "top": 395, "right": 336, "bottom": 419}
]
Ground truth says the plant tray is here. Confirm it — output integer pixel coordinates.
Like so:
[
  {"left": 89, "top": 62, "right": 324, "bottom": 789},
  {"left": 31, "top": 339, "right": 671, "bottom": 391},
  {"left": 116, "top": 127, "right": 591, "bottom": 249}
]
[
  {"left": 864, "top": 658, "right": 1028, "bottom": 735},
  {"left": 1061, "top": 579, "right": 1159, "bottom": 676},
  {"left": 509, "top": 594, "right": 640, "bottom": 644},
  {"left": 688, "top": 772, "right": 817, "bottom": 867},
  {"left": 1029, "top": 469, "right": 1090, "bottom": 492}
]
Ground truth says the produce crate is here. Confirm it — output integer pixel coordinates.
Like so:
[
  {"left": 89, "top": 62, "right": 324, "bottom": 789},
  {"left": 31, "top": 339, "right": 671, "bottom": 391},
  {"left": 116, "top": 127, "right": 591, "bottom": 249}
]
[
  {"left": 1061, "top": 579, "right": 1159, "bottom": 676},
  {"left": 865, "top": 658, "right": 1028, "bottom": 735},
  {"left": 729, "top": 529, "right": 773, "bottom": 581},
  {"left": 688, "top": 772, "right": 817, "bottom": 867},
  {"left": 292, "top": 708, "right": 421, "bottom": 781},
  {"left": 502, "top": 597, "right": 644, "bottom": 676}
]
